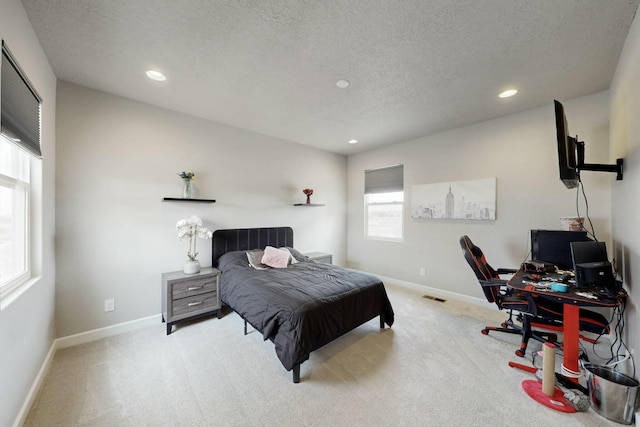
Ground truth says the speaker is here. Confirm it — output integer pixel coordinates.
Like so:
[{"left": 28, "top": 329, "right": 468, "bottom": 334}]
[{"left": 574, "top": 261, "right": 613, "bottom": 289}]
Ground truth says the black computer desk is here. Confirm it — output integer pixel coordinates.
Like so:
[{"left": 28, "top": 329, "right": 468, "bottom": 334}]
[{"left": 508, "top": 268, "right": 625, "bottom": 379}]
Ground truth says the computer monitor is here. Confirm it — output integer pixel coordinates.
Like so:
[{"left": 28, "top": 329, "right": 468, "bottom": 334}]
[
  {"left": 531, "top": 229, "right": 592, "bottom": 270},
  {"left": 570, "top": 241, "right": 608, "bottom": 265}
]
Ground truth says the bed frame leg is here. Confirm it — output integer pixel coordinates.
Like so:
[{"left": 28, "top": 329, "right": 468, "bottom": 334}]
[
  {"left": 292, "top": 364, "right": 300, "bottom": 383},
  {"left": 379, "top": 313, "right": 385, "bottom": 329},
  {"left": 244, "top": 320, "right": 248, "bottom": 335}
]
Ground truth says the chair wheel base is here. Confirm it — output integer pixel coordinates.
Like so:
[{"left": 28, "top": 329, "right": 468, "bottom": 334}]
[
  {"left": 481, "top": 328, "right": 489, "bottom": 335},
  {"left": 515, "top": 349, "right": 526, "bottom": 357}
]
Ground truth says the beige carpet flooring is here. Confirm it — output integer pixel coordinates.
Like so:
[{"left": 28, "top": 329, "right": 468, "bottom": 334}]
[{"left": 25, "top": 282, "right": 623, "bottom": 426}]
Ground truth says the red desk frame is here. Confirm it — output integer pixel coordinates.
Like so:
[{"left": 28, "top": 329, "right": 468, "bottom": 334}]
[{"left": 508, "top": 269, "right": 622, "bottom": 376}]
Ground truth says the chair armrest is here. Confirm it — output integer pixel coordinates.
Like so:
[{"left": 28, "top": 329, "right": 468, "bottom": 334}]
[
  {"left": 521, "top": 292, "right": 538, "bottom": 315},
  {"left": 496, "top": 268, "right": 518, "bottom": 275},
  {"left": 479, "top": 279, "right": 508, "bottom": 287}
]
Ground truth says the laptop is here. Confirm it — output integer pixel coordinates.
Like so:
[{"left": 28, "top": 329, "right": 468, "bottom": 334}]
[{"left": 570, "top": 241, "right": 613, "bottom": 289}]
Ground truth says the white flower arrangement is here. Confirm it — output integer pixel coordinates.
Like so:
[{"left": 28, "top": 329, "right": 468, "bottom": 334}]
[{"left": 176, "top": 215, "right": 213, "bottom": 262}]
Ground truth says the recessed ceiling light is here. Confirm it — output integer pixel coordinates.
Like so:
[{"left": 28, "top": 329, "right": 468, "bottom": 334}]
[
  {"left": 348, "top": 139, "right": 358, "bottom": 144},
  {"left": 499, "top": 89, "right": 518, "bottom": 98},
  {"left": 146, "top": 70, "right": 166, "bottom": 81},
  {"left": 336, "top": 79, "right": 350, "bottom": 89}
]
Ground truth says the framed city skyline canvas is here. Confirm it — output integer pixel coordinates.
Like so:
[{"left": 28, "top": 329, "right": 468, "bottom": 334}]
[{"left": 411, "top": 178, "right": 496, "bottom": 220}]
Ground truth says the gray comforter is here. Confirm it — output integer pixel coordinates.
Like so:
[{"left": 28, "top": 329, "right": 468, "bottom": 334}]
[{"left": 218, "top": 248, "right": 395, "bottom": 371}]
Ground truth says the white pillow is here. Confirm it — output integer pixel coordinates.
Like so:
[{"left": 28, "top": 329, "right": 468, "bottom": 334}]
[
  {"left": 261, "top": 246, "right": 291, "bottom": 269},
  {"left": 246, "top": 251, "right": 269, "bottom": 270}
]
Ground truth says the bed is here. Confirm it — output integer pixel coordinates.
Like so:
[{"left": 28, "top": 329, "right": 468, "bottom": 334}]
[{"left": 212, "top": 227, "right": 395, "bottom": 383}]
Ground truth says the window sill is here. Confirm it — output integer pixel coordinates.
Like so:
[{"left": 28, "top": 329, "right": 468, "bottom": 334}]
[
  {"left": 366, "top": 236, "right": 404, "bottom": 242},
  {"left": 0, "top": 275, "right": 41, "bottom": 311}
]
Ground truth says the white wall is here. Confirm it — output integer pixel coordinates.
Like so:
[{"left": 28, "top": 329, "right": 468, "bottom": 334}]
[
  {"left": 0, "top": 0, "right": 57, "bottom": 426},
  {"left": 610, "top": 12, "right": 640, "bottom": 361},
  {"left": 55, "top": 81, "right": 347, "bottom": 337},
  {"left": 347, "top": 91, "right": 612, "bottom": 301}
]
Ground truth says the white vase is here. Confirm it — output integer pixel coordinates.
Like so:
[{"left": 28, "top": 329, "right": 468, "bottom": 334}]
[{"left": 184, "top": 260, "right": 200, "bottom": 274}]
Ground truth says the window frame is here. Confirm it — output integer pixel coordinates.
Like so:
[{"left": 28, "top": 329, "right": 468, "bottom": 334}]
[
  {"left": 364, "top": 191, "right": 404, "bottom": 242},
  {"left": 0, "top": 40, "right": 41, "bottom": 306},
  {"left": 0, "top": 136, "right": 31, "bottom": 298},
  {"left": 364, "top": 164, "right": 404, "bottom": 242}
]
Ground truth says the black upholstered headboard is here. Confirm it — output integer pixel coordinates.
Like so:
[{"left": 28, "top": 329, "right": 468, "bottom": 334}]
[{"left": 212, "top": 227, "right": 294, "bottom": 267}]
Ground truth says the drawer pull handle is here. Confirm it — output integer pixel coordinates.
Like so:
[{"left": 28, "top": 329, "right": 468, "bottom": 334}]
[
  {"left": 188, "top": 286, "right": 203, "bottom": 291},
  {"left": 188, "top": 301, "right": 203, "bottom": 306}
]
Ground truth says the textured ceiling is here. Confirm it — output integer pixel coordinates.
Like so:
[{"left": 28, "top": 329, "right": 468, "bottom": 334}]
[{"left": 22, "top": 0, "right": 640, "bottom": 155}]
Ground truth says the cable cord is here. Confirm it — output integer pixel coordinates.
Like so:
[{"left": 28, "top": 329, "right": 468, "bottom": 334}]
[
  {"left": 604, "top": 302, "right": 636, "bottom": 377},
  {"left": 570, "top": 180, "right": 634, "bottom": 377},
  {"left": 585, "top": 302, "right": 636, "bottom": 377},
  {"left": 592, "top": 306, "right": 619, "bottom": 361},
  {"left": 578, "top": 178, "right": 623, "bottom": 280},
  {"left": 575, "top": 179, "right": 597, "bottom": 240},
  {"left": 520, "top": 229, "right": 532, "bottom": 266}
]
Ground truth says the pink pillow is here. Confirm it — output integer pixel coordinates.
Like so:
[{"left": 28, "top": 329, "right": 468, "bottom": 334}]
[{"left": 261, "top": 246, "right": 291, "bottom": 269}]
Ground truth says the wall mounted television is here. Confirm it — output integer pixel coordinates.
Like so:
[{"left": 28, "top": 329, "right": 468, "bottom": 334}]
[{"left": 554, "top": 100, "right": 624, "bottom": 189}]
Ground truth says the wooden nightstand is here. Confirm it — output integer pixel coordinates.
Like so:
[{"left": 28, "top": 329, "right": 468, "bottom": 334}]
[
  {"left": 304, "top": 252, "right": 333, "bottom": 264},
  {"left": 162, "top": 267, "right": 221, "bottom": 335}
]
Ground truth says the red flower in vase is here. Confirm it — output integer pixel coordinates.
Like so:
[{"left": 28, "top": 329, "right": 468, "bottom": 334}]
[{"left": 303, "top": 188, "right": 313, "bottom": 204}]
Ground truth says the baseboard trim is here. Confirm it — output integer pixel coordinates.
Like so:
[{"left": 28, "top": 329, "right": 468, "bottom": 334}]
[
  {"left": 11, "top": 280, "right": 487, "bottom": 426},
  {"left": 13, "top": 313, "right": 163, "bottom": 426},
  {"left": 12, "top": 340, "right": 56, "bottom": 427},
  {"left": 56, "top": 313, "right": 162, "bottom": 349},
  {"left": 373, "top": 274, "right": 495, "bottom": 310}
]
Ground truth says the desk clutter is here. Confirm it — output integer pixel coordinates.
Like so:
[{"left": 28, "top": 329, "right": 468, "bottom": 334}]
[
  {"left": 519, "top": 260, "right": 624, "bottom": 301},
  {"left": 527, "top": 232, "right": 625, "bottom": 299}
]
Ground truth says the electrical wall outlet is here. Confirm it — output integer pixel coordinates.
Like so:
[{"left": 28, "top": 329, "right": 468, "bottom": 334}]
[
  {"left": 104, "top": 299, "right": 115, "bottom": 312},
  {"left": 419, "top": 267, "right": 426, "bottom": 276}
]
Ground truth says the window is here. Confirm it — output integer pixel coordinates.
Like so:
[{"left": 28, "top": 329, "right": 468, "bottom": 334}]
[
  {"left": 0, "top": 41, "right": 41, "bottom": 300},
  {"left": 365, "top": 191, "right": 404, "bottom": 240},
  {"left": 0, "top": 137, "right": 30, "bottom": 296},
  {"left": 364, "top": 165, "right": 404, "bottom": 241}
]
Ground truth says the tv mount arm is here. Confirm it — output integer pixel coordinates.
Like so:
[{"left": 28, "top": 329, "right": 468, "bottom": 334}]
[{"left": 575, "top": 140, "right": 624, "bottom": 181}]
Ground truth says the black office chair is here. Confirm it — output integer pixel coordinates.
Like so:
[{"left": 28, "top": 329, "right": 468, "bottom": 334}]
[{"left": 460, "top": 235, "right": 609, "bottom": 357}]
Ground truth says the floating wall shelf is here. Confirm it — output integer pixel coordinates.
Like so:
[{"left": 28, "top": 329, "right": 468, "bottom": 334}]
[
  {"left": 293, "top": 203, "right": 325, "bottom": 207},
  {"left": 162, "top": 198, "right": 216, "bottom": 203}
]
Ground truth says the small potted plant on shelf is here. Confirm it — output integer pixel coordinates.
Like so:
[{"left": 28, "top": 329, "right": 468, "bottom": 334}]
[{"left": 176, "top": 215, "right": 212, "bottom": 274}]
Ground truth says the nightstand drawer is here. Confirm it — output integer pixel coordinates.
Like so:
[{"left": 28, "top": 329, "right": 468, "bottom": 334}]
[
  {"left": 172, "top": 291, "right": 219, "bottom": 319},
  {"left": 172, "top": 276, "right": 215, "bottom": 299},
  {"left": 162, "top": 267, "right": 222, "bottom": 335}
]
